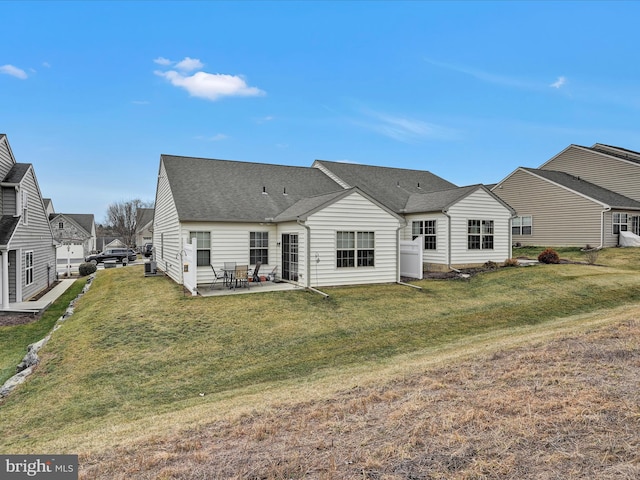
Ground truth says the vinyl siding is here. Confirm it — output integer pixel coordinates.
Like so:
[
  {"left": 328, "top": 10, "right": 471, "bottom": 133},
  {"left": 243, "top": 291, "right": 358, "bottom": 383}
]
[
  {"left": 153, "top": 162, "right": 182, "bottom": 283},
  {"left": 401, "top": 213, "right": 449, "bottom": 267},
  {"left": 10, "top": 168, "right": 56, "bottom": 301},
  {"left": 180, "top": 222, "right": 279, "bottom": 287},
  {"left": 1, "top": 187, "right": 17, "bottom": 216},
  {"left": 448, "top": 189, "right": 512, "bottom": 265},
  {"left": 543, "top": 146, "right": 640, "bottom": 202},
  {"left": 495, "top": 169, "right": 605, "bottom": 247},
  {"left": 305, "top": 191, "right": 400, "bottom": 287}
]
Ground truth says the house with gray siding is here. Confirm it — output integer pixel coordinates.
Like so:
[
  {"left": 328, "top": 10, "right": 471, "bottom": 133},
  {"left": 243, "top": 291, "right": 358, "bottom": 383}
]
[
  {"left": 0, "top": 134, "right": 56, "bottom": 308},
  {"left": 135, "top": 207, "right": 154, "bottom": 248},
  {"left": 153, "top": 154, "right": 514, "bottom": 291},
  {"left": 492, "top": 144, "right": 640, "bottom": 248},
  {"left": 49, "top": 212, "right": 96, "bottom": 272}
]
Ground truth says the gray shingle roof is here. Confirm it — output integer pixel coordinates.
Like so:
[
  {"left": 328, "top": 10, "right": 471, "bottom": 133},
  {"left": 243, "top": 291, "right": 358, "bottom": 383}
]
[
  {"left": 313, "top": 160, "right": 457, "bottom": 212},
  {"left": 136, "top": 208, "right": 154, "bottom": 229},
  {"left": 523, "top": 168, "right": 640, "bottom": 210},
  {"left": 589, "top": 144, "right": 640, "bottom": 165},
  {"left": 162, "top": 155, "right": 345, "bottom": 222},
  {"left": 2, "top": 163, "right": 31, "bottom": 184},
  {"left": 0, "top": 215, "right": 20, "bottom": 245},
  {"left": 404, "top": 185, "right": 483, "bottom": 213}
]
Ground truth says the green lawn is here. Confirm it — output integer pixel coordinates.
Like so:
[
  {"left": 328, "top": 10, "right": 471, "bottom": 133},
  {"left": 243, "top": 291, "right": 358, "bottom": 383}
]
[{"left": 1, "top": 249, "right": 640, "bottom": 453}]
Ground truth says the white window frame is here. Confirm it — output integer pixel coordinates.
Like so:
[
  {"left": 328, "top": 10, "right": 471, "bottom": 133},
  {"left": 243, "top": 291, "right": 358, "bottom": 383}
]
[
  {"left": 190, "top": 231, "right": 211, "bottom": 266},
  {"left": 512, "top": 215, "right": 532, "bottom": 236},
  {"left": 468, "top": 220, "right": 494, "bottom": 250},
  {"left": 613, "top": 213, "right": 628, "bottom": 235},
  {"left": 336, "top": 231, "right": 375, "bottom": 268},
  {"left": 412, "top": 220, "right": 437, "bottom": 250},
  {"left": 25, "top": 250, "right": 34, "bottom": 286},
  {"left": 249, "top": 231, "right": 269, "bottom": 265}
]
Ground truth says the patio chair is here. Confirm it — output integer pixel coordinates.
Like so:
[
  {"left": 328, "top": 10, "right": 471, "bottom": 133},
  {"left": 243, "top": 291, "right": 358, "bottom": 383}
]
[
  {"left": 234, "top": 265, "right": 249, "bottom": 290},
  {"left": 210, "top": 266, "right": 226, "bottom": 290},
  {"left": 223, "top": 262, "right": 236, "bottom": 287},
  {"left": 266, "top": 265, "right": 277, "bottom": 282},
  {"left": 251, "top": 261, "right": 262, "bottom": 284}
]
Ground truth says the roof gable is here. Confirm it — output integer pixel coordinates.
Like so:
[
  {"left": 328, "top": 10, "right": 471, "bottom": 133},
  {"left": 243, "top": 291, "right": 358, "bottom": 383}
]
[
  {"left": 161, "top": 155, "right": 344, "bottom": 222},
  {"left": 50, "top": 213, "right": 95, "bottom": 235},
  {"left": 522, "top": 168, "right": 640, "bottom": 210},
  {"left": 312, "top": 160, "right": 457, "bottom": 212},
  {"left": 1, "top": 163, "right": 31, "bottom": 184}
]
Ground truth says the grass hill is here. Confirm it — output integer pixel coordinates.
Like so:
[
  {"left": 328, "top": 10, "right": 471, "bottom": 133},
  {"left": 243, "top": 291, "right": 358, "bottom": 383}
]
[{"left": 1, "top": 247, "right": 639, "bottom": 478}]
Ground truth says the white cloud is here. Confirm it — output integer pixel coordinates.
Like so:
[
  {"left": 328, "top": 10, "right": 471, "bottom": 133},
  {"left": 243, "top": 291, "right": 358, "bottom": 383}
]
[
  {"left": 0, "top": 64, "right": 28, "bottom": 79},
  {"left": 154, "top": 57, "right": 172, "bottom": 66},
  {"left": 42, "top": 62, "right": 51, "bottom": 68},
  {"left": 550, "top": 76, "right": 567, "bottom": 89},
  {"left": 424, "top": 58, "right": 534, "bottom": 89},
  {"left": 360, "top": 109, "right": 458, "bottom": 143},
  {"left": 155, "top": 69, "right": 265, "bottom": 101},
  {"left": 175, "top": 57, "right": 204, "bottom": 72}
]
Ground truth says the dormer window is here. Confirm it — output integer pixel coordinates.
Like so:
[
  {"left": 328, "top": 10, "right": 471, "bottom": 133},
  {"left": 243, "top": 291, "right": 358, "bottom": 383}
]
[{"left": 59, "top": 221, "right": 64, "bottom": 229}]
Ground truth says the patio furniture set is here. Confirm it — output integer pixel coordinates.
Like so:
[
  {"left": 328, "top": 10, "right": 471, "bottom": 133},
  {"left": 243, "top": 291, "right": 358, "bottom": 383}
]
[{"left": 210, "top": 262, "right": 273, "bottom": 290}]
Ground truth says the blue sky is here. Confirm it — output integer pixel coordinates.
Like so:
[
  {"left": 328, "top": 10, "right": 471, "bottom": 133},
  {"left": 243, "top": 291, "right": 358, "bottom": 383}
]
[{"left": 3, "top": 1, "right": 640, "bottom": 222}]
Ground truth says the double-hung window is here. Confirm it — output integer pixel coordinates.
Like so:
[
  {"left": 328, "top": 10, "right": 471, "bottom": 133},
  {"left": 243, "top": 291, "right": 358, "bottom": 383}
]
[
  {"left": 468, "top": 220, "right": 494, "bottom": 250},
  {"left": 412, "top": 220, "right": 437, "bottom": 250},
  {"left": 25, "top": 251, "right": 34, "bottom": 286},
  {"left": 512, "top": 216, "right": 532, "bottom": 235},
  {"left": 250, "top": 232, "right": 269, "bottom": 264},
  {"left": 613, "top": 213, "right": 628, "bottom": 234},
  {"left": 190, "top": 231, "right": 211, "bottom": 266},
  {"left": 337, "top": 231, "right": 375, "bottom": 268}
]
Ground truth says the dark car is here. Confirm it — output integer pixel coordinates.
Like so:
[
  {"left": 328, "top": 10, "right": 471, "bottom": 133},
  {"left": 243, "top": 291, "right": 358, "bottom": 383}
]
[
  {"left": 143, "top": 243, "right": 153, "bottom": 257},
  {"left": 127, "top": 249, "right": 138, "bottom": 261},
  {"left": 85, "top": 248, "right": 132, "bottom": 265}
]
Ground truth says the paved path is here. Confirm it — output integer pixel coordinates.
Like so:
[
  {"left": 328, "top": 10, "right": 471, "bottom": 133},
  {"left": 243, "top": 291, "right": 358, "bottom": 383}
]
[{"left": 1, "top": 279, "right": 77, "bottom": 314}]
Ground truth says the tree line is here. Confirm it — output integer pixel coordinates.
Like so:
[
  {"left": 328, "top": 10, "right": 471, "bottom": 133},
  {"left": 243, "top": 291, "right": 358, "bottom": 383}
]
[{"left": 96, "top": 199, "right": 154, "bottom": 248}]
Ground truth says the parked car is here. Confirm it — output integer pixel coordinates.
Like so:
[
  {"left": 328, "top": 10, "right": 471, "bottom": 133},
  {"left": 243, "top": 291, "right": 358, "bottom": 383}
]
[
  {"left": 85, "top": 248, "right": 133, "bottom": 265},
  {"left": 143, "top": 243, "right": 153, "bottom": 257},
  {"left": 127, "top": 249, "right": 138, "bottom": 261}
]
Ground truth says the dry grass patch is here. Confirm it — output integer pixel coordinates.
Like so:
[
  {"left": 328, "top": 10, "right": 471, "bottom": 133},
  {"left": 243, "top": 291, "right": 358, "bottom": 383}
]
[{"left": 80, "top": 317, "right": 640, "bottom": 479}]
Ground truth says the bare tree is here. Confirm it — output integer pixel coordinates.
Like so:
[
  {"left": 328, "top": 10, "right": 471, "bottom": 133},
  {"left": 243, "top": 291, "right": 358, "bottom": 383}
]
[{"left": 106, "top": 199, "right": 153, "bottom": 247}]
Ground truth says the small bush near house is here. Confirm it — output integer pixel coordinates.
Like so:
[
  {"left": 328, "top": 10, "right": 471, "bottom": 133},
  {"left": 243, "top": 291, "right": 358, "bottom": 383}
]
[
  {"left": 538, "top": 248, "right": 560, "bottom": 264},
  {"left": 582, "top": 245, "right": 600, "bottom": 265},
  {"left": 79, "top": 262, "right": 97, "bottom": 277},
  {"left": 483, "top": 261, "right": 499, "bottom": 270},
  {"left": 503, "top": 258, "right": 519, "bottom": 267}
]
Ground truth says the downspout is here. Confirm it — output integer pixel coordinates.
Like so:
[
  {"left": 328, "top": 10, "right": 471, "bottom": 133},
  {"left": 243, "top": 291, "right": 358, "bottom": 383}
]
[
  {"left": 0, "top": 248, "right": 8, "bottom": 309},
  {"left": 600, "top": 206, "right": 611, "bottom": 249},
  {"left": 396, "top": 218, "right": 406, "bottom": 282},
  {"left": 443, "top": 210, "right": 455, "bottom": 271},
  {"left": 296, "top": 218, "right": 311, "bottom": 288}
]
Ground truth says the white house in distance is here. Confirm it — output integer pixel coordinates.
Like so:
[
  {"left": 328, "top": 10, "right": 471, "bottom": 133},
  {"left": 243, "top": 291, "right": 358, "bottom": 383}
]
[
  {"left": 49, "top": 208, "right": 96, "bottom": 275},
  {"left": 0, "top": 134, "right": 56, "bottom": 307},
  {"left": 152, "top": 154, "right": 514, "bottom": 292}
]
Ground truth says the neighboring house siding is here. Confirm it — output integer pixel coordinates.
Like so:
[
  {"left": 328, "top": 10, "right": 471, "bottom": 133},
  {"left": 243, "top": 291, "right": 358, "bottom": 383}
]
[
  {"left": 153, "top": 162, "right": 182, "bottom": 284},
  {"left": 51, "top": 215, "right": 92, "bottom": 256},
  {"left": 11, "top": 169, "right": 55, "bottom": 300},
  {"left": 2, "top": 187, "right": 17, "bottom": 216},
  {"left": 495, "top": 169, "right": 604, "bottom": 247},
  {"left": 542, "top": 146, "right": 640, "bottom": 202},
  {"left": 401, "top": 213, "right": 449, "bottom": 268},
  {"left": 448, "top": 188, "right": 512, "bottom": 265},
  {"left": 305, "top": 192, "right": 400, "bottom": 287}
]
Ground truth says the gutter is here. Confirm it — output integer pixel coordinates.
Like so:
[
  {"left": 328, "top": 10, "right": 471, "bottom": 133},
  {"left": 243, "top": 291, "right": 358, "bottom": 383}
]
[
  {"left": 444, "top": 210, "right": 453, "bottom": 269},
  {"left": 600, "top": 206, "right": 611, "bottom": 249},
  {"left": 296, "top": 217, "right": 311, "bottom": 288}
]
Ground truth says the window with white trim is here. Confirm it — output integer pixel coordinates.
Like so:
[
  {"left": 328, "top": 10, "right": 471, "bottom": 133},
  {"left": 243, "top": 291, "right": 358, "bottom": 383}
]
[
  {"left": 190, "top": 231, "right": 211, "bottom": 266},
  {"left": 613, "top": 213, "right": 628, "bottom": 234},
  {"left": 250, "top": 232, "right": 269, "bottom": 265},
  {"left": 58, "top": 221, "right": 64, "bottom": 229},
  {"left": 25, "top": 251, "right": 34, "bottom": 286},
  {"left": 468, "top": 220, "right": 494, "bottom": 250},
  {"left": 512, "top": 216, "right": 532, "bottom": 235},
  {"left": 412, "top": 220, "right": 437, "bottom": 250},
  {"left": 337, "top": 231, "right": 375, "bottom": 268}
]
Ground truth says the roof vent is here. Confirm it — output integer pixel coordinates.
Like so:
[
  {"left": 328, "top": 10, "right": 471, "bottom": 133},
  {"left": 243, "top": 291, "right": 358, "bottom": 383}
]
[
  {"left": 283, "top": 187, "right": 288, "bottom": 196},
  {"left": 262, "top": 186, "right": 268, "bottom": 195}
]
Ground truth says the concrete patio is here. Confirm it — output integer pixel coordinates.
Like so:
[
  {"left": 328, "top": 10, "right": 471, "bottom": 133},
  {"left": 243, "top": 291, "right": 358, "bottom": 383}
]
[{"left": 197, "top": 280, "right": 303, "bottom": 297}]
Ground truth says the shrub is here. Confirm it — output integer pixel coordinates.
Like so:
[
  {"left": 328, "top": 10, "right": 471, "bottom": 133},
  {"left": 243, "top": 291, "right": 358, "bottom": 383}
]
[
  {"left": 538, "top": 248, "right": 560, "bottom": 264},
  {"left": 503, "top": 258, "right": 519, "bottom": 267},
  {"left": 582, "top": 245, "right": 600, "bottom": 265},
  {"left": 483, "top": 261, "right": 499, "bottom": 270},
  {"left": 79, "top": 262, "right": 97, "bottom": 277}
]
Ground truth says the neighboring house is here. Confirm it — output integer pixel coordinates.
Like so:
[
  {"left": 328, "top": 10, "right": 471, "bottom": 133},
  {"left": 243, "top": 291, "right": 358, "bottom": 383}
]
[
  {"left": 135, "top": 207, "right": 154, "bottom": 248},
  {"left": 0, "top": 134, "right": 56, "bottom": 307},
  {"left": 49, "top": 212, "right": 97, "bottom": 271},
  {"left": 492, "top": 144, "right": 640, "bottom": 247},
  {"left": 101, "top": 238, "right": 126, "bottom": 251},
  {"left": 153, "top": 155, "right": 514, "bottom": 291}
]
